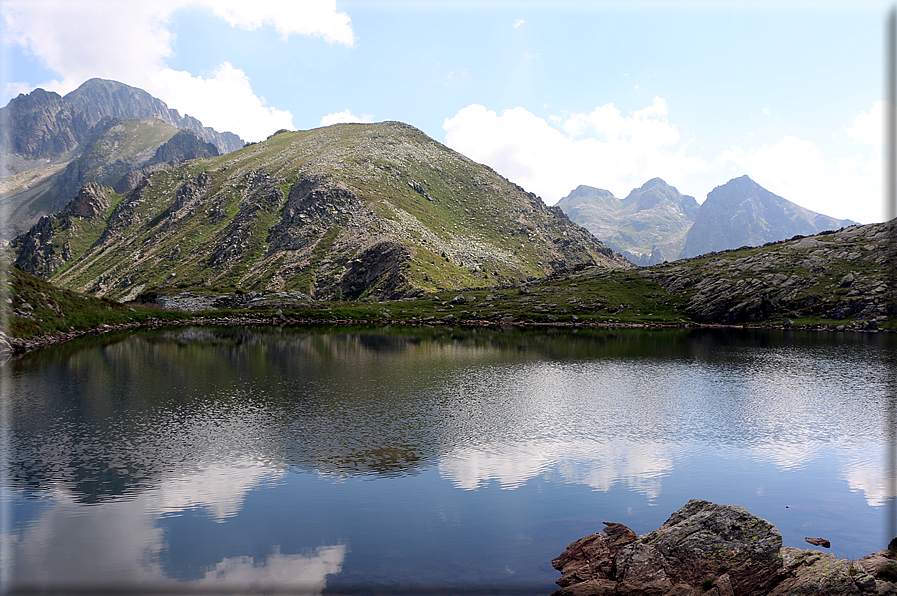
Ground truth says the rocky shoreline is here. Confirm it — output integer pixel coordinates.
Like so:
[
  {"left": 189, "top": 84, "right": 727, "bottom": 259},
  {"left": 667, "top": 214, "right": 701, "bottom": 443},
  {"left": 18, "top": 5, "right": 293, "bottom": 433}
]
[
  {"left": 2, "top": 310, "right": 891, "bottom": 363},
  {"left": 552, "top": 499, "right": 897, "bottom": 596}
]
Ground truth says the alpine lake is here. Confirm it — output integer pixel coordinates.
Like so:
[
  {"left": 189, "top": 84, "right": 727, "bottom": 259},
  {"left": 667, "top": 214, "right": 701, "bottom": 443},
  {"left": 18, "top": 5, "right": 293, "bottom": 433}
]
[{"left": 3, "top": 324, "right": 894, "bottom": 594}]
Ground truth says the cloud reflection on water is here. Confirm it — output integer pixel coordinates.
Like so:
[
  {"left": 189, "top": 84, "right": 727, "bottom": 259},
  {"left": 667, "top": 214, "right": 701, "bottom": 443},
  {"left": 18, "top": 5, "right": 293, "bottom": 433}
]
[
  {"left": 440, "top": 438, "right": 677, "bottom": 501},
  {"left": 6, "top": 460, "right": 344, "bottom": 593}
]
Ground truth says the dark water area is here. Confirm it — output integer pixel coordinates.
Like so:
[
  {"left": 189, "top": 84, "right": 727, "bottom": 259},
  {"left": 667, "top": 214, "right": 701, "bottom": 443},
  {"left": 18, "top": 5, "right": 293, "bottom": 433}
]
[{"left": 2, "top": 325, "right": 893, "bottom": 594}]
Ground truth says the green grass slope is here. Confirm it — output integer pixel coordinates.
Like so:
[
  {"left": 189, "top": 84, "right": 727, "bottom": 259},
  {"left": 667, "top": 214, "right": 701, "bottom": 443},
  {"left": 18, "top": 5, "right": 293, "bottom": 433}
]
[{"left": 15, "top": 122, "right": 629, "bottom": 301}]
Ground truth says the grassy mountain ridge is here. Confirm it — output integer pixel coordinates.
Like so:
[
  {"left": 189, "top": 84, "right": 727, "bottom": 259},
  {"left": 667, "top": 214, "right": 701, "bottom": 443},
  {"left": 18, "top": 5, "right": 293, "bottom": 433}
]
[
  {"left": 4, "top": 219, "right": 893, "bottom": 352},
  {"left": 12, "top": 121, "right": 629, "bottom": 301}
]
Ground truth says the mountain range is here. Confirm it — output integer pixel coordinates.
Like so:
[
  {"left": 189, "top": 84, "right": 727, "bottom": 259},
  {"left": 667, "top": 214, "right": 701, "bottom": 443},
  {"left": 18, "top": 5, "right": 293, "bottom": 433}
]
[
  {"left": 556, "top": 178, "right": 699, "bottom": 266},
  {"left": 557, "top": 176, "right": 856, "bottom": 265},
  {"left": 0, "top": 78, "right": 875, "bottom": 309},
  {"left": 0, "top": 79, "right": 244, "bottom": 238},
  {"left": 10, "top": 121, "right": 628, "bottom": 301}
]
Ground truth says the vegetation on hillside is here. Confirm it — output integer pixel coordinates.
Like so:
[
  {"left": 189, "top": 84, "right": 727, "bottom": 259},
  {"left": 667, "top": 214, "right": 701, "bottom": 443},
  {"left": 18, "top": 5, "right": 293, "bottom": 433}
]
[
  {"left": 11, "top": 122, "right": 627, "bottom": 303},
  {"left": 4, "top": 217, "right": 894, "bottom": 350}
]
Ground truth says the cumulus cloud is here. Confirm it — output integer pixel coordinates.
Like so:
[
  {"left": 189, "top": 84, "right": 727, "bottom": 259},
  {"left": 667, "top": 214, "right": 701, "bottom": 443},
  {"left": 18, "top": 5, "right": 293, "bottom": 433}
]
[
  {"left": 439, "top": 437, "right": 676, "bottom": 501},
  {"left": 151, "top": 63, "right": 294, "bottom": 141},
  {"left": 202, "top": 0, "right": 355, "bottom": 45},
  {"left": 8, "top": 476, "right": 346, "bottom": 592},
  {"left": 1, "top": 0, "right": 354, "bottom": 141},
  {"left": 443, "top": 99, "right": 709, "bottom": 204},
  {"left": 320, "top": 109, "right": 374, "bottom": 126},
  {"left": 2, "top": 0, "right": 175, "bottom": 94},
  {"left": 443, "top": 99, "right": 884, "bottom": 224},
  {"left": 715, "top": 135, "right": 881, "bottom": 223},
  {"left": 845, "top": 100, "right": 885, "bottom": 146}
]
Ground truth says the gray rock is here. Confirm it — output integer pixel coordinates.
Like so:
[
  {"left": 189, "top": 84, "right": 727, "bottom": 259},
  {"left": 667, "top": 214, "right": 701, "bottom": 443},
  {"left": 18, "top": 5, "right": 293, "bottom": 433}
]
[{"left": 552, "top": 499, "right": 897, "bottom": 596}]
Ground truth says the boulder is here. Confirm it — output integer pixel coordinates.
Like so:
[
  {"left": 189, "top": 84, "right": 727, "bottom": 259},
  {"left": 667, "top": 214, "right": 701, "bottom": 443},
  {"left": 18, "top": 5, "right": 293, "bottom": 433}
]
[{"left": 552, "top": 499, "right": 897, "bottom": 596}]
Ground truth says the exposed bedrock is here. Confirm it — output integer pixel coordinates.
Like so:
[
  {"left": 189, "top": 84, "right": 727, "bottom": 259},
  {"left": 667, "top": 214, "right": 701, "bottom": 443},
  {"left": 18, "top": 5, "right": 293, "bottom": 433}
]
[{"left": 552, "top": 499, "right": 897, "bottom": 596}]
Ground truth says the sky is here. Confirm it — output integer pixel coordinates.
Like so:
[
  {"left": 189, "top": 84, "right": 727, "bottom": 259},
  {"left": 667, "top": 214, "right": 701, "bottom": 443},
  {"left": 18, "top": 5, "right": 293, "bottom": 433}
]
[{"left": 0, "top": 0, "right": 890, "bottom": 223}]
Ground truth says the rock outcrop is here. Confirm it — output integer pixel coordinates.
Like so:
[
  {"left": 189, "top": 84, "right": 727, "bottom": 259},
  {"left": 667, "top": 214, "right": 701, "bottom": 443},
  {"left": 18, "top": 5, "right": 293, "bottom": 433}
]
[
  {"left": 144, "top": 129, "right": 219, "bottom": 167},
  {"left": 61, "top": 182, "right": 111, "bottom": 218},
  {"left": 552, "top": 499, "right": 897, "bottom": 596},
  {"left": 639, "top": 220, "right": 896, "bottom": 329},
  {"left": 11, "top": 183, "right": 117, "bottom": 279}
]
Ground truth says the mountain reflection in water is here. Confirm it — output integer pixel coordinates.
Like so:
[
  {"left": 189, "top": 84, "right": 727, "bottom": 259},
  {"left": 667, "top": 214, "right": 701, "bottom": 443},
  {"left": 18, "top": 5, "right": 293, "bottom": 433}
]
[{"left": 4, "top": 325, "right": 893, "bottom": 593}]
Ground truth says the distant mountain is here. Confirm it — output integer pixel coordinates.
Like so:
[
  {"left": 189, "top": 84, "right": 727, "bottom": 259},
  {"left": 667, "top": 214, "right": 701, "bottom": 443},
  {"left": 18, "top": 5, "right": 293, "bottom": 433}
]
[
  {"left": 64, "top": 78, "right": 243, "bottom": 154},
  {"left": 0, "top": 88, "right": 92, "bottom": 159},
  {"left": 12, "top": 121, "right": 630, "bottom": 301},
  {"left": 556, "top": 178, "right": 699, "bottom": 266},
  {"left": 679, "top": 175, "right": 857, "bottom": 259},
  {"left": 0, "top": 79, "right": 240, "bottom": 238}
]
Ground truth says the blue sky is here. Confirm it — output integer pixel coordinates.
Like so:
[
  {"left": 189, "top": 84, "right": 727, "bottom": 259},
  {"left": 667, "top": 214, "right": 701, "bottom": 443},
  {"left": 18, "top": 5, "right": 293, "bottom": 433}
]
[{"left": 1, "top": 0, "right": 889, "bottom": 223}]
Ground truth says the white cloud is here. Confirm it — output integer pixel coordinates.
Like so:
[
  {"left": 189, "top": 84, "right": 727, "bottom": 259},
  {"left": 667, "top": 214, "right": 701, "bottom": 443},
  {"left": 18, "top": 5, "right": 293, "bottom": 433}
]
[
  {"left": 199, "top": 545, "right": 347, "bottom": 592},
  {"left": 514, "top": 18, "right": 525, "bottom": 28},
  {"left": 150, "top": 63, "right": 295, "bottom": 141},
  {"left": 443, "top": 99, "right": 884, "bottom": 224},
  {"left": 439, "top": 438, "right": 676, "bottom": 501},
  {"left": 443, "top": 100, "right": 709, "bottom": 204},
  {"left": 1, "top": 0, "right": 176, "bottom": 95},
  {"left": 843, "top": 454, "right": 893, "bottom": 507},
  {"left": 320, "top": 109, "right": 374, "bottom": 126},
  {"left": 151, "top": 462, "right": 282, "bottom": 521},
  {"left": 845, "top": 100, "right": 885, "bottom": 146},
  {"left": 201, "top": 0, "right": 355, "bottom": 45},
  {"left": 7, "top": 480, "right": 345, "bottom": 593},
  {"left": 1, "top": 0, "right": 354, "bottom": 141},
  {"left": 715, "top": 135, "right": 881, "bottom": 223}
]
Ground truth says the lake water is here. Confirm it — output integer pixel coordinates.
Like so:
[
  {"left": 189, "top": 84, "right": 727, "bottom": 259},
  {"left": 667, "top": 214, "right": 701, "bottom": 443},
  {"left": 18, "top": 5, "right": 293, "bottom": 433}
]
[{"left": 2, "top": 325, "right": 894, "bottom": 594}]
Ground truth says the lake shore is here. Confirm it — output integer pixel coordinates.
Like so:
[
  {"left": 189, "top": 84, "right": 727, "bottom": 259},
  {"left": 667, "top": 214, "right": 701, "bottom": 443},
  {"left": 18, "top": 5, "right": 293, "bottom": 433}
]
[{"left": 2, "top": 311, "right": 892, "bottom": 362}]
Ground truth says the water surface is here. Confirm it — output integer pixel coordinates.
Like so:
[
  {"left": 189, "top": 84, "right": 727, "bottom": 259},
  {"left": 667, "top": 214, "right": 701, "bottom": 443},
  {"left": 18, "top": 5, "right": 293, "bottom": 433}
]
[{"left": 3, "top": 325, "right": 893, "bottom": 594}]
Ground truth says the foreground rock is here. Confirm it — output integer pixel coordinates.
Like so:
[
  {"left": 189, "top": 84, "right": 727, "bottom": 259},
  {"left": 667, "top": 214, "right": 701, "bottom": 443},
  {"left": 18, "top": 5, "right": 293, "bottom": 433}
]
[{"left": 552, "top": 499, "right": 897, "bottom": 595}]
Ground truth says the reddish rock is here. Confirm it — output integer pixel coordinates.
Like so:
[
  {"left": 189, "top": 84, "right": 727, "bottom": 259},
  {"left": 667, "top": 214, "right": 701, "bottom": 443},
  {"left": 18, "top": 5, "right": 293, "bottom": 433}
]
[
  {"left": 552, "top": 500, "right": 897, "bottom": 596},
  {"left": 805, "top": 537, "right": 831, "bottom": 548}
]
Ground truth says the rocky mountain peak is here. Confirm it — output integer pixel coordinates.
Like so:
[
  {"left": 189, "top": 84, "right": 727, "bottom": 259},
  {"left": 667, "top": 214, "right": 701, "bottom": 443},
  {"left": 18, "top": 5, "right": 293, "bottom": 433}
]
[
  {"left": 679, "top": 175, "right": 856, "bottom": 259},
  {"left": 0, "top": 88, "right": 92, "bottom": 158},
  {"left": 63, "top": 78, "right": 244, "bottom": 154},
  {"left": 567, "top": 185, "right": 617, "bottom": 201},
  {"left": 558, "top": 178, "right": 699, "bottom": 266},
  {"left": 64, "top": 78, "right": 173, "bottom": 128},
  {"left": 622, "top": 178, "right": 698, "bottom": 214}
]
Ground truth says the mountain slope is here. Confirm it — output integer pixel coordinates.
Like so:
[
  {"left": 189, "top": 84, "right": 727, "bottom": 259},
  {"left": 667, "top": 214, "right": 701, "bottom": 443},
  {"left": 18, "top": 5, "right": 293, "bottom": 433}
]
[
  {"left": 0, "top": 79, "right": 243, "bottom": 238},
  {"left": 557, "top": 178, "right": 699, "bottom": 265},
  {"left": 12, "top": 122, "right": 630, "bottom": 301},
  {"left": 679, "top": 175, "right": 856, "bottom": 259},
  {"left": 639, "top": 219, "right": 895, "bottom": 328},
  {"left": 0, "top": 117, "right": 218, "bottom": 238}
]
